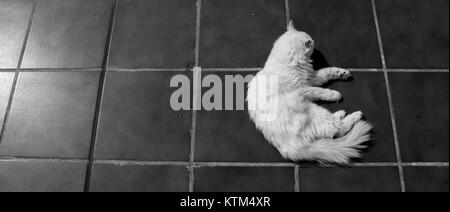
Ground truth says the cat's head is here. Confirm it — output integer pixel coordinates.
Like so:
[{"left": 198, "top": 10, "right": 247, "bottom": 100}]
[
  {"left": 285, "top": 21, "right": 315, "bottom": 57},
  {"left": 267, "top": 21, "right": 315, "bottom": 66}
]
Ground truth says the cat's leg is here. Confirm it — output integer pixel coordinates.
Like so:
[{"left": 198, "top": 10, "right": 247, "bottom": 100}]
[
  {"left": 310, "top": 67, "right": 351, "bottom": 86},
  {"left": 304, "top": 104, "right": 341, "bottom": 139},
  {"left": 303, "top": 87, "right": 342, "bottom": 102},
  {"left": 333, "top": 110, "right": 346, "bottom": 119},
  {"left": 337, "top": 111, "right": 364, "bottom": 137}
]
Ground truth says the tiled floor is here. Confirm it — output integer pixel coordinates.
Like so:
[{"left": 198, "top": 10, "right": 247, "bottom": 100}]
[{"left": 0, "top": 0, "right": 448, "bottom": 192}]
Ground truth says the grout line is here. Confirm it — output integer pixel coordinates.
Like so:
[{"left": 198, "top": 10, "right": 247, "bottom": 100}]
[
  {"left": 294, "top": 165, "right": 300, "bottom": 192},
  {"left": 83, "top": 0, "right": 118, "bottom": 193},
  {"left": 0, "top": 157, "right": 87, "bottom": 163},
  {"left": 189, "top": 106, "right": 197, "bottom": 192},
  {"left": 188, "top": 99, "right": 197, "bottom": 192},
  {"left": 19, "top": 68, "right": 102, "bottom": 73},
  {"left": 193, "top": 162, "right": 296, "bottom": 167},
  {"left": 95, "top": 160, "right": 190, "bottom": 166},
  {"left": 385, "top": 71, "right": 406, "bottom": 192},
  {"left": 371, "top": 0, "right": 387, "bottom": 69},
  {"left": 189, "top": 0, "right": 202, "bottom": 193},
  {"left": 0, "top": 0, "right": 38, "bottom": 147},
  {"left": 199, "top": 68, "right": 262, "bottom": 72},
  {"left": 202, "top": 67, "right": 262, "bottom": 72},
  {"left": 194, "top": 0, "right": 202, "bottom": 67},
  {"left": 18, "top": 68, "right": 102, "bottom": 72},
  {"left": 0, "top": 69, "right": 18, "bottom": 73},
  {"left": 0, "top": 156, "right": 448, "bottom": 167},
  {"left": 199, "top": 68, "right": 432, "bottom": 72},
  {"left": 3, "top": 67, "right": 447, "bottom": 73},
  {"left": 107, "top": 68, "right": 192, "bottom": 72},
  {"left": 285, "top": 0, "right": 290, "bottom": 24},
  {"left": 189, "top": 67, "right": 201, "bottom": 192},
  {"left": 385, "top": 69, "right": 449, "bottom": 73},
  {"left": 189, "top": 166, "right": 195, "bottom": 192},
  {"left": 399, "top": 162, "right": 450, "bottom": 167},
  {"left": 371, "top": 0, "right": 405, "bottom": 192}
]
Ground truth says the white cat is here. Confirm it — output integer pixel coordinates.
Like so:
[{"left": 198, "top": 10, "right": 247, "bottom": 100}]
[{"left": 247, "top": 21, "right": 373, "bottom": 164}]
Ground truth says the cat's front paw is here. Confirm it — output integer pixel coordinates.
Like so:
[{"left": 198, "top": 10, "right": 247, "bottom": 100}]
[{"left": 335, "top": 68, "right": 351, "bottom": 80}]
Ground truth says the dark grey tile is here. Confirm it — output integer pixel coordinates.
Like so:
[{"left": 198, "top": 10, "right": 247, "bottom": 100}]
[
  {"left": 200, "top": 0, "right": 285, "bottom": 68},
  {"left": 95, "top": 71, "right": 191, "bottom": 161},
  {"left": 90, "top": 163, "right": 188, "bottom": 192},
  {"left": 21, "top": 0, "right": 113, "bottom": 68},
  {"left": 194, "top": 167, "right": 295, "bottom": 192},
  {"left": 290, "top": 0, "right": 381, "bottom": 68},
  {"left": 0, "top": 160, "right": 86, "bottom": 192},
  {"left": 299, "top": 166, "right": 401, "bottom": 192},
  {"left": 404, "top": 167, "right": 449, "bottom": 192},
  {"left": 0, "top": 73, "right": 14, "bottom": 132},
  {"left": 108, "top": 0, "right": 196, "bottom": 69},
  {"left": 323, "top": 72, "right": 397, "bottom": 162},
  {"left": 0, "top": 0, "right": 34, "bottom": 69},
  {"left": 1, "top": 72, "right": 99, "bottom": 158},
  {"left": 377, "top": 0, "right": 449, "bottom": 68},
  {"left": 195, "top": 71, "right": 285, "bottom": 162},
  {"left": 389, "top": 72, "right": 449, "bottom": 162}
]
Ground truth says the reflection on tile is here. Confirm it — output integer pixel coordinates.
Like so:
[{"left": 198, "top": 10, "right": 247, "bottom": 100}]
[
  {"left": 323, "top": 72, "right": 397, "bottom": 162},
  {"left": 389, "top": 72, "right": 449, "bottom": 162},
  {"left": 299, "top": 167, "right": 401, "bottom": 192},
  {"left": 377, "top": 0, "right": 449, "bottom": 68},
  {"left": 290, "top": 0, "right": 381, "bottom": 68},
  {"left": 108, "top": 0, "right": 196, "bottom": 68},
  {"left": 1, "top": 72, "right": 99, "bottom": 158},
  {"left": 0, "top": 0, "right": 34, "bottom": 68},
  {"left": 195, "top": 71, "right": 285, "bottom": 162},
  {"left": 0, "top": 160, "right": 86, "bottom": 192},
  {"left": 404, "top": 167, "right": 449, "bottom": 192},
  {"left": 200, "top": 0, "right": 285, "bottom": 68},
  {"left": 194, "top": 166, "right": 295, "bottom": 192},
  {"left": 90, "top": 163, "right": 188, "bottom": 192},
  {"left": 95, "top": 71, "right": 191, "bottom": 161},
  {"left": 21, "top": 0, "right": 113, "bottom": 68},
  {"left": 0, "top": 73, "right": 14, "bottom": 132}
]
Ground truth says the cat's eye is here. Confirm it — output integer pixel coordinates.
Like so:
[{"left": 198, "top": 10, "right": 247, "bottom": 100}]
[{"left": 305, "top": 40, "right": 314, "bottom": 49}]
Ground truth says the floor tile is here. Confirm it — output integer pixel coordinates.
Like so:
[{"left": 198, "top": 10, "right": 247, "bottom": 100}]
[
  {"left": 0, "top": 0, "right": 34, "bottom": 69},
  {"left": 108, "top": 0, "right": 196, "bottom": 69},
  {"left": 1, "top": 72, "right": 99, "bottom": 158},
  {"left": 21, "top": 0, "right": 113, "bottom": 68},
  {"left": 289, "top": 0, "right": 381, "bottom": 68},
  {"left": 0, "top": 73, "right": 15, "bottom": 132},
  {"left": 200, "top": 0, "right": 285, "bottom": 68},
  {"left": 404, "top": 167, "right": 449, "bottom": 192},
  {"left": 389, "top": 72, "right": 449, "bottom": 162},
  {"left": 95, "top": 71, "right": 192, "bottom": 161},
  {"left": 195, "top": 71, "right": 285, "bottom": 162},
  {"left": 299, "top": 166, "right": 401, "bottom": 192},
  {"left": 90, "top": 163, "right": 188, "bottom": 192},
  {"left": 376, "top": 0, "right": 449, "bottom": 68},
  {"left": 0, "top": 160, "right": 86, "bottom": 192},
  {"left": 323, "top": 72, "right": 397, "bottom": 162},
  {"left": 194, "top": 167, "right": 295, "bottom": 192}
]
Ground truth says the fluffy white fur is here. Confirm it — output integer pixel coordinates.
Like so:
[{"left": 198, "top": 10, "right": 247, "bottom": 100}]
[{"left": 247, "top": 21, "right": 373, "bottom": 164}]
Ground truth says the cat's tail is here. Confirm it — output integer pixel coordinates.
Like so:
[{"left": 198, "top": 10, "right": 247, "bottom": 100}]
[{"left": 280, "top": 121, "right": 373, "bottom": 164}]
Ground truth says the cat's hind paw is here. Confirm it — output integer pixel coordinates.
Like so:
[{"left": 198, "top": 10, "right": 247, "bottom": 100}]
[
  {"left": 334, "top": 110, "right": 347, "bottom": 119},
  {"left": 348, "top": 111, "right": 364, "bottom": 122}
]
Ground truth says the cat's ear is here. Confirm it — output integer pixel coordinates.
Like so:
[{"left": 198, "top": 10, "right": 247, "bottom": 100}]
[{"left": 287, "top": 20, "right": 297, "bottom": 32}]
